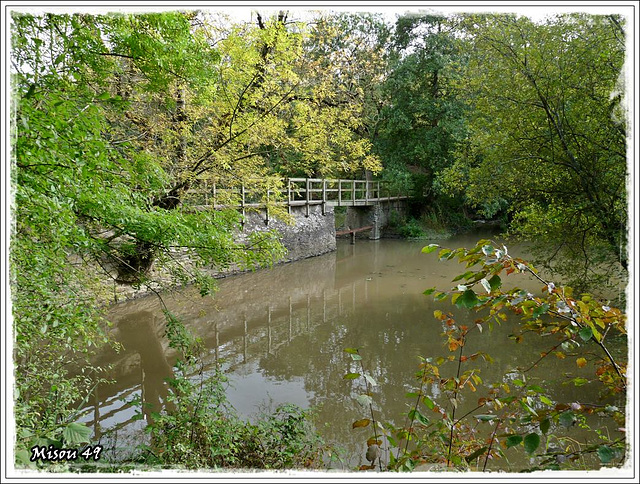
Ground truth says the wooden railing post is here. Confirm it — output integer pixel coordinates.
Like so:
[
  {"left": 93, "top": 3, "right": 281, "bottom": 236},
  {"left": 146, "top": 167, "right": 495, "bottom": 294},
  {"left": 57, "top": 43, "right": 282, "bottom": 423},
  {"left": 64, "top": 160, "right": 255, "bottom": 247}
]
[
  {"left": 322, "top": 179, "right": 326, "bottom": 215},
  {"left": 241, "top": 184, "right": 246, "bottom": 227},
  {"left": 287, "top": 179, "right": 292, "bottom": 214},
  {"left": 305, "top": 178, "right": 310, "bottom": 217},
  {"left": 352, "top": 180, "right": 355, "bottom": 206},
  {"left": 265, "top": 189, "right": 270, "bottom": 225},
  {"left": 338, "top": 179, "right": 342, "bottom": 206}
]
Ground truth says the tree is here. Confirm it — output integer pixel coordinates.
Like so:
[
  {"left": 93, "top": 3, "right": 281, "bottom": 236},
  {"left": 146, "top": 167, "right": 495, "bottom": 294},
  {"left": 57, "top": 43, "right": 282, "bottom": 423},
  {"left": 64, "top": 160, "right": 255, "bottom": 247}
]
[
  {"left": 440, "top": 14, "right": 627, "bottom": 290},
  {"left": 375, "top": 14, "right": 468, "bottom": 201}
]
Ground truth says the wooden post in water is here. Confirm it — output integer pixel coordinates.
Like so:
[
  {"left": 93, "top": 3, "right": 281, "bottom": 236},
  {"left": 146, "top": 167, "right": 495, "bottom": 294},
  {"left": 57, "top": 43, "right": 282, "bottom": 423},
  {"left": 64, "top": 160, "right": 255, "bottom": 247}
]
[{"left": 351, "top": 231, "right": 356, "bottom": 245}]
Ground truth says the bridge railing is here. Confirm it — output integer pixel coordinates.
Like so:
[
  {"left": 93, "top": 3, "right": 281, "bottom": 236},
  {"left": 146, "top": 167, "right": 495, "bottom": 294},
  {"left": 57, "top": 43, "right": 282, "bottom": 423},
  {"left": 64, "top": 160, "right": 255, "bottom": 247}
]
[{"left": 184, "top": 177, "right": 408, "bottom": 216}]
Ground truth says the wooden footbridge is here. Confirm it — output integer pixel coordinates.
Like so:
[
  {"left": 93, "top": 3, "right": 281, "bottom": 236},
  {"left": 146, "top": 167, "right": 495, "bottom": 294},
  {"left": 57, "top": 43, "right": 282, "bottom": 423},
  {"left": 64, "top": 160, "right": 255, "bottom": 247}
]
[{"left": 185, "top": 177, "right": 409, "bottom": 217}]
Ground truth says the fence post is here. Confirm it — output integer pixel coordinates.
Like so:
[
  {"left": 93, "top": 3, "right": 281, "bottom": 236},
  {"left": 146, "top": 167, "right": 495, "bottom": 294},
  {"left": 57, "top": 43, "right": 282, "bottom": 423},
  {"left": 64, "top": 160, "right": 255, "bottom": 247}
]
[
  {"left": 265, "top": 189, "right": 270, "bottom": 225},
  {"left": 212, "top": 181, "right": 217, "bottom": 208},
  {"left": 287, "top": 179, "right": 292, "bottom": 215},
  {"left": 322, "top": 179, "right": 326, "bottom": 215},
  {"left": 241, "top": 184, "right": 245, "bottom": 228},
  {"left": 338, "top": 179, "right": 342, "bottom": 206},
  {"left": 352, "top": 180, "right": 355, "bottom": 206},
  {"left": 305, "top": 178, "right": 310, "bottom": 217}
]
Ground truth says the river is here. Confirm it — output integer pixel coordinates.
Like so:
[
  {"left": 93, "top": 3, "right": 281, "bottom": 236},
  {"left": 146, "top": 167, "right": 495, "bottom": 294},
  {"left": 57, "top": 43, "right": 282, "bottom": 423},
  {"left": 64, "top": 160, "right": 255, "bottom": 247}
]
[{"left": 78, "top": 231, "right": 626, "bottom": 471}]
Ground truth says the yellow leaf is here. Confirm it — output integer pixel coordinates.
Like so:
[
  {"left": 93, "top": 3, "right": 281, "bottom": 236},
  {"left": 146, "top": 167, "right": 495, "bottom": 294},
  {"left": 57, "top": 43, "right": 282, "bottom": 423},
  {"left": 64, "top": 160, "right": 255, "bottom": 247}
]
[
  {"left": 576, "top": 357, "right": 587, "bottom": 368},
  {"left": 352, "top": 418, "right": 371, "bottom": 429}
]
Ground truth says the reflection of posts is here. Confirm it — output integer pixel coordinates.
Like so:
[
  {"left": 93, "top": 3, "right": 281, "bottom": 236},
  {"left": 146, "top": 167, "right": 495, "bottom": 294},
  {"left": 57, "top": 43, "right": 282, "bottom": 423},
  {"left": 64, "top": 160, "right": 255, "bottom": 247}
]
[
  {"left": 117, "top": 311, "right": 175, "bottom": 423},
  {"left": 288, "top": 296, "right": 293, "bottom": 342},
  {"left": 267, "top": 306, "right": 272, "bottom": 355}
]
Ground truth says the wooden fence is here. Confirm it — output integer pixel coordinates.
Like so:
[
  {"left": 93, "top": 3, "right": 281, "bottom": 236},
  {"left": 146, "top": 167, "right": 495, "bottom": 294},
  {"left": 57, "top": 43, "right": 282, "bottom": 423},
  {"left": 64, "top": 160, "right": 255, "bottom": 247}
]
[{"left": 184, "top": 178, "right": 408, "bottom": 217}]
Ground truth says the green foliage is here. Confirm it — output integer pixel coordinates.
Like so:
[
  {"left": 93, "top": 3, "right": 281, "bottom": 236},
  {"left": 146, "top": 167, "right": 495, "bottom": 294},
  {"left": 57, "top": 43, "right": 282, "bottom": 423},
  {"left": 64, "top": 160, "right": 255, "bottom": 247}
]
[
  {"left": 443, "top": 13, "right": 628, "bottom": 287},
  {"left": 144, "top": 351, "right": 325, "bottom": 470},
  {"left": 376, "top": 15, "right": 468, "bottom": 184}
]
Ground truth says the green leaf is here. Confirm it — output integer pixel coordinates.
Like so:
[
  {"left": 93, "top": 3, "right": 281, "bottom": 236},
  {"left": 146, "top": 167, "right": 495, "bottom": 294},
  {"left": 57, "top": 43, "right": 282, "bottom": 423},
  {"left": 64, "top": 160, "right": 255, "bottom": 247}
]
[
  {"left": 344, "top": 347, "right": 359, "bottom": 355},
  {"left": 422, "top": 244, "right": 439, "bottom": 254},
  {"left": 465, "top": 446, "right": 488, "bottom": 463},
  {"left": 343, "top": 372, "right": 360, "bottom": 380},
  {"left": 475, "top": 414, "right": 497, "bottom": 422},
  {"left": 540, "top": 418, "right": 551, "bottom": 434},
  {"left": 97, "top": 91, "right": 111, "bottom": 100},
  {"left": 24, "top": 84, "right": 36, "bottom": 99},
  {"left": 62, "top": 422, "right": 92, "bottom": 445},
  {"left": 506, "top": 435, "right": 523, "bottom": 448},
  {"left": 455, "top": 289, "right": 480, "bottom": 309},
  {"left": 356, "top": 394, "right": 373, "bottom": 407},
  {"left": 579, "top": 326, "right": 593, "bottom": 342},
  {"left": 423, "top": 396, "right": 435, "bottom": 410},
  {"left": 532, "top": 303, "right": 550, "bottom": 319},
  {"left": 488, "top": 274, "right": 502, "bottom": 291},
  {"left": 597, "top": 445, "right": 615, "bottom": 464},
  {"left": 527, "top": 385, "right": 545, "bottom": 393},
  {"left": 350, "top": 353, "right": 362, "bottom": 361},
  {"left": 423, "top": 287, "right": 436, "bottom": 295},
  {"left": 540, "top": 396, "right": 553, "bottom": 406},
  {"left": 523, "top": 433, "right": 540, "bottom": 454},
  {"left": 15, "top": 449, "right": 32, "bottom": 465},
  {"left": 414, "top": 410, "right": 430, "bottom": 426},
  {"left": 559, "top": 411, "right": 575, "bottom": 428}
]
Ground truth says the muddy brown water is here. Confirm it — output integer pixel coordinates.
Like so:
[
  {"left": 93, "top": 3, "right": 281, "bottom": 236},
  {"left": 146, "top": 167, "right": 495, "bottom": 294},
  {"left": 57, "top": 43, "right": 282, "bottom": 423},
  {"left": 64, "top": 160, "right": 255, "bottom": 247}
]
[{"left": 79, "top": 232, "right": 626, "bottom": 471}]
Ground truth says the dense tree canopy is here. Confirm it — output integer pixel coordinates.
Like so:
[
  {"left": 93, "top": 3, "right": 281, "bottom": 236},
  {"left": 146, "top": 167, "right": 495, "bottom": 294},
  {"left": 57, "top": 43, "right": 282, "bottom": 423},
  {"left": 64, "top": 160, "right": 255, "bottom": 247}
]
[{"left": 439, "top": 14, "right": 627, "bottom": 288}]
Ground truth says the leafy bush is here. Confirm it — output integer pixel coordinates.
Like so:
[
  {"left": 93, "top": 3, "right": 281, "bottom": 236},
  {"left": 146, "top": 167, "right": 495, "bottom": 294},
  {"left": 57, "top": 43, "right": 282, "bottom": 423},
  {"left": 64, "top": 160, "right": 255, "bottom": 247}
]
[{"left": 141, "top": 315, "right": 326, "bottom": 470}]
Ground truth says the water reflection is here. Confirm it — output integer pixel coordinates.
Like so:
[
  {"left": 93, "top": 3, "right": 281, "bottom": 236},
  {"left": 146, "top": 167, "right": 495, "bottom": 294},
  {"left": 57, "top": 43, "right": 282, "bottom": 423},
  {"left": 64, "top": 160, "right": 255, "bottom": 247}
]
[{"left": 80, "top": 234, "right": 624, "bottom": 469}]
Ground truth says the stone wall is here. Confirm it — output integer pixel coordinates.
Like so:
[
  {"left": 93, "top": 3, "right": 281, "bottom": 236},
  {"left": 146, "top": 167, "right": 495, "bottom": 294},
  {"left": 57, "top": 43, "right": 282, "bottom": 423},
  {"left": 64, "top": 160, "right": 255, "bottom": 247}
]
[{"left": 240, "top": 204, "right": 336, "bottom": 262}]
